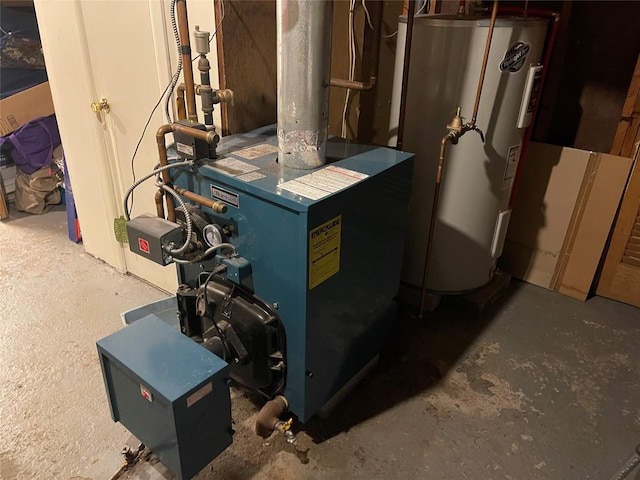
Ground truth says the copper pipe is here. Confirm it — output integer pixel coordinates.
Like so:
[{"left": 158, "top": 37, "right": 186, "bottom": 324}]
[
  {"left": 156, "top": 122, "right": 221, "bottom": 221},
  {"left": 471, "top": 0, "right": 499, "bottom": 125},
  {"left": 329, "top": 77, "right": 377, "bottom": 91},
  {"left": 329, "top": 1, "right": 382, "bottom": 94},
  {"left": 395, "top": 0, "right": 416, "bottom": 150},
  {"left": 176, "top": 0, "right": 197, "bottom": 122},
  {"left": 176, "top": 84, "right": 187, "bottom": 120},
  {"left": 154, "top": 189, "right": 165, "bottom": 218},
  {"left": 172, "top": 123, "right": 219, "bottom": 144},
  {"left": 156, "top": 124, "right": 176, "bottom": 221},
  {"left": 174, "top": 186, "right": 228, "bottom": 214},
  {"left": 418, "top": 132, "right": 457, "bottom": 318}
]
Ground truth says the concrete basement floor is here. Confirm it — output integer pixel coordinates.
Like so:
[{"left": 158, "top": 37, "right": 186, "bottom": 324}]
[{"left": 1, "top": 205, "right": 639, "bottom": 480}]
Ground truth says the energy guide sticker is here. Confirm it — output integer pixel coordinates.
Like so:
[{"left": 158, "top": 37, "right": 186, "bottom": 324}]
[{"left": 308, "top": 215, "right": 342, "bottom": 289}]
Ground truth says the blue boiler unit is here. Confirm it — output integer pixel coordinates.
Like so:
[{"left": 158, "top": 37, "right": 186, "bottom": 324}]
[
  {"left": 171, "top": 128, "right": 413, "bottom": 421},
  {"left": 96, "top": 1, "right": 414, "bottom": 477},
  {"left": 98, "top": 127, "right": 413, "bottom": 478}
]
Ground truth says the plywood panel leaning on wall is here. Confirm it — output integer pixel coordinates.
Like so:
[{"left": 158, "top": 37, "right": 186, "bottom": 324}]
[
  {"left": 555, "top": 152, "right": 634, "bottom": 300},
  {"left": 503, "top": 142, "right": 633, "bottom": 301},
  {"left": 502, "top": 143, "right": 592, "bottom": 289}
]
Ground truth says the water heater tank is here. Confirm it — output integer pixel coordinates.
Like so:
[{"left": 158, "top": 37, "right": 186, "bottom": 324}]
[{"left": 389, "top": 15, "right": 548, "bottom": 295}]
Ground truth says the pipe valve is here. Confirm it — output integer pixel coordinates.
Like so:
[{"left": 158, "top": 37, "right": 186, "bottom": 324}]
[
  {"left": 276, "top": 418, "right": 297, "bottom": 443},
  {"left": 446, "top": 107, "right": 464, "bottom": 134},
  {"left": 214, "top": 89, "right": 234, "bottom": 106}
]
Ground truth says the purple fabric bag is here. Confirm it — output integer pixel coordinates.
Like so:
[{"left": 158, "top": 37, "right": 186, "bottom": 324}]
[{"left": 0, "top": 114, "right": 61, "bottom": 174}]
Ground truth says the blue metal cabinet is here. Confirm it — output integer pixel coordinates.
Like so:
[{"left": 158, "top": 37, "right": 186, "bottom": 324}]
[
  {"left": 173, "top": 128, "right": 413, "bottom": 421},
  {"left": 97, "top": 314, "right": 232, "bottom": 480}
]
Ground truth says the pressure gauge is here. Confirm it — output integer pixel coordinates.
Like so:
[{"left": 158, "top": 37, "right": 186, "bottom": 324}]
[{"left": 203, "top": 224, "right": 223, "bottom": 248}]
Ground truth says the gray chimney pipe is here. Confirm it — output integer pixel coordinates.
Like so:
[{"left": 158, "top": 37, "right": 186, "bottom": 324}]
[{"left": 276, "top": 0, "right": 333, "bottom": 169}]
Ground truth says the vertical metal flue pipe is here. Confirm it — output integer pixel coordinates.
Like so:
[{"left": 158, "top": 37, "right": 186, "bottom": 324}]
[{"left": 276, "top": 0, "right": 333, "bottom": 169}]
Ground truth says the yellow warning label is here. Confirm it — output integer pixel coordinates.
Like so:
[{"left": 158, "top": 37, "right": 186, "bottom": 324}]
[{"left": 309, "top": 215, "right": 342, "bottom": 289}]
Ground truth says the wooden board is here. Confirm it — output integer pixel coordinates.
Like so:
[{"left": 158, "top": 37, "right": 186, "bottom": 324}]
[
  {"left": 452, "top": 270, "right": 512, "bottom": 317},
  {"left": 328, "top": 0, "right": 365, "bottom": 139},
  {"left": 610, "top": 54, "right": 640, "bottom": 158},
  {"left": 215, "top": 0, "right": 383, "bottom": 142},
  {"left": 504, "top": 142, "right": 634, "bottom": 301},
  {"left": 596, "top": 54, "right": 640, "bottom": 308},
  {"left": 597, "top": 150, "right": 640, "bottom": 307},
  {"left": 215, "top": 1, "right": 277, "bottom": 136},
  {"left": 621, "top": 54, "right": 640, "bottom": 119},
  {"left": 365, "top": 0, "right": 404, "bottom": 145},
  {"left": 556, "top": 153, "right": 634, "bottom": 300}
]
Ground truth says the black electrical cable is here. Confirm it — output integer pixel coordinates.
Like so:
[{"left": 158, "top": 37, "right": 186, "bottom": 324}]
[
  {"left": 209, "top": 0, "right": 225, "bottom": 43},
  {"left": 129, "top": 0, "right": 224, "bottom": 215},
  {"left": 127, "top": 81, "right": 172, "bottom": 215}
]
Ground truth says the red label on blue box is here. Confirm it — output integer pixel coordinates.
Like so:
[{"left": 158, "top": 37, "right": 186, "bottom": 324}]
[{"left": 138, "top": 238, "right": 150, "bottom": 254}]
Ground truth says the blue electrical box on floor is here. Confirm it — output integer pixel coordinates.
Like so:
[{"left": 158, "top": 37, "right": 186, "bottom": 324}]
[{"left": 97, "top": 314, "right": 232, "bottom": 480}]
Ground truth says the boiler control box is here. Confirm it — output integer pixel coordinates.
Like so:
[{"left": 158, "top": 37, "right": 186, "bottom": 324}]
[
  {"left": 97, "top": 314, "right": 232, "bottom": 480},
  {"left": 126, "top": 213, "right": 183, "bottom": 266},
  {"left": 173, "top": 120, "right": 209, "bottom": 161}
]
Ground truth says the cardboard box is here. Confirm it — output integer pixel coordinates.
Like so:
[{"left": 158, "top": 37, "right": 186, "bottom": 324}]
[
  {"left": 0, "top": 82, "right": 55, "bottom": 137},
  {"left": 503, "top": 143, "right": 592, "bottom": 289},
  {"left": 503, "top": 142, "right": 634, "bottom": 301}
]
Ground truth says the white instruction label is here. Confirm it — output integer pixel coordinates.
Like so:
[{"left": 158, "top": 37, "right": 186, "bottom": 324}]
[
  {"left": 502, "top": 144, "right": 521, "bottom": 190},
  {"left": 280, "top": 181, "right": 328, "bottom": 200},
  {"left": 238, "top": 171, "right": 266, "bottom": 182},
  {"left": 186, "top": 382, "right": 213, "bottom": 408},
  {"left": 209, "top": 158, "right": 260, "bottom": 177},
  {"left": 176, "top": 142, "right": 194, "bottom": 156},
  {"left": 279, "top": 165, "right": 369, "bottom": 200},
  {"left": 233, "top": 143, "right": 279, "bottom": 160}
]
